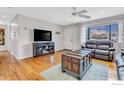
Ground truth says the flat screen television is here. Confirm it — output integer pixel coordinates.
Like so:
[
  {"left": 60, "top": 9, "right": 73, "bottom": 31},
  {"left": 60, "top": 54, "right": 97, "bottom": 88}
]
[{"left": 34, "top": 29, "right": 52, "bottom": 41}]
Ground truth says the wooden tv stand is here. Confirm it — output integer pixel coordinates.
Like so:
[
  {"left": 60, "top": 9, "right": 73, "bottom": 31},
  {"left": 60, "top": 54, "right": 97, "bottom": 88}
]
[{"left": 33, "top": 42, "right": 55, "bottom": 57}]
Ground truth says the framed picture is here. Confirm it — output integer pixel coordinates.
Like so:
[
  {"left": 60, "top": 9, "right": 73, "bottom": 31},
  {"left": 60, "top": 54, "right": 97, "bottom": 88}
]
[{"left": 0, "top": 29, "right": 5, "bottom": 45}]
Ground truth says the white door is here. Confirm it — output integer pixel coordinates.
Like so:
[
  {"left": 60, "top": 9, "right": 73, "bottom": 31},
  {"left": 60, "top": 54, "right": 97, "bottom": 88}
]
[{"left": 64, "top": 28, "right": 73, "bottom": 50}]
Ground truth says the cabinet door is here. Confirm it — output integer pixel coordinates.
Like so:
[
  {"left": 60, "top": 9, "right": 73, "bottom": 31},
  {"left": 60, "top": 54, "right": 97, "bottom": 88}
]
[
  {"left": 71, "top": 58, "right": 80, "bottom": 75},
  {"left": 62, "top": 55, "right": 71, "bottom": 71}
]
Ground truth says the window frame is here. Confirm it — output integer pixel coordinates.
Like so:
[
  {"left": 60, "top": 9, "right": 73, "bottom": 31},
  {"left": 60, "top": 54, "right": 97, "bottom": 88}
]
[{"left": 87, "top": 23, "right": 118, "bottom": 41}]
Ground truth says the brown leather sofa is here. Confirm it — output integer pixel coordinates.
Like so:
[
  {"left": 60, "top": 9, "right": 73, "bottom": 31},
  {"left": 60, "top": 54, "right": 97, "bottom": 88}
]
[{"left": 84, "top": 40, "right": 115, "bottom": 61}]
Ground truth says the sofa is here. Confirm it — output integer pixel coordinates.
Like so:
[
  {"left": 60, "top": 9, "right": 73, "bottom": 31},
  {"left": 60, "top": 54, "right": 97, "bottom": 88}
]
[
  {"left": 115, "top": 49, "right": 124, "bottom": 80},
  {"left": 83, "top": 40, "right": 115, "bottom": 61},
  {"left": 116, "top": 51, "right": 124, "bottom": 80}
]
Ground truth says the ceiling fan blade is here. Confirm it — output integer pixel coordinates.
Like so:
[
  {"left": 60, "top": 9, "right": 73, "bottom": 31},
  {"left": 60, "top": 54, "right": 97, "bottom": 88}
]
[
  {"left": 78, "top": 15, "right": 91, "bottom": 19},
  {"left": 76, "top": 10, "right": 87, "bottom": 14}
]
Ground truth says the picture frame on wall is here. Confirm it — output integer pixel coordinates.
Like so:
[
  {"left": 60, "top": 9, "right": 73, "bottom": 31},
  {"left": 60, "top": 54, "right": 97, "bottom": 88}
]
[{"left": 0, "top": 29, "right": 5, "bottom": 45}]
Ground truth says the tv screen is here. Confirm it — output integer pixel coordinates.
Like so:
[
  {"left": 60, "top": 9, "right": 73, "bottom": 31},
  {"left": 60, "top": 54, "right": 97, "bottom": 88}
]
[{"left": 34, "top": 29, "right": 52, "bottom": 41}]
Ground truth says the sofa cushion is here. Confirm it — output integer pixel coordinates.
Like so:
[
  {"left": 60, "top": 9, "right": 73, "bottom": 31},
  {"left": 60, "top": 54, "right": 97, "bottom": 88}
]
[
  {"left": 97, "top": 45, "right": 109, "bottom": 50},
  {"left": 95, "top": 49, "right": 110, "bottom": 56},
  {"left": 97, "top": 40, "right": 112, "bottom": 46},
  {"left": 86, "top": 40, "right": 97, "bottom": 44},
  {"left": 95, "top": 54, "right": 109, "bottom": 60},
  {"left": 87, "top": 44, "right": 97, "bottom": 49}
]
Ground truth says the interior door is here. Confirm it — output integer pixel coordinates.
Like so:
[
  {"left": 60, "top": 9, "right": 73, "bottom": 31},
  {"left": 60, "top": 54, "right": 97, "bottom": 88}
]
[
  {"left": 64, "top": 28, "right": 73, "bottom": 50},
  {"left": 64, "top": 25, "right": 80, "bottom": 51}
]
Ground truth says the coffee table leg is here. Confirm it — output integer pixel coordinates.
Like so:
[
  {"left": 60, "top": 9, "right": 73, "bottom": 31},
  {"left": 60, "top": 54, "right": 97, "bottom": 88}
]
[
  {"left": 62, "top": 69, "right": 66, "bottom": 73},
  {"left": 77, "top": 76, "right": 81, "bottom": 80}
]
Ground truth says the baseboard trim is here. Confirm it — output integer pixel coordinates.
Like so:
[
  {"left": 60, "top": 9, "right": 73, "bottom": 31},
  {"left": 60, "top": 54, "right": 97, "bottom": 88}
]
[
  {"left": 63, "top": 49, "right": 73, "bottom": 51},
  {"left": 19, "top": 50, "right": 64, "bottom": 60}
]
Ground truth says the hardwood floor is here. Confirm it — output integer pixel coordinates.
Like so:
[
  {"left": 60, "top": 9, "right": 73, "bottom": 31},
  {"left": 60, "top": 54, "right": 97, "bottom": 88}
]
[{"left": 0, "top": 51, "right": 117, "bottom": 80}]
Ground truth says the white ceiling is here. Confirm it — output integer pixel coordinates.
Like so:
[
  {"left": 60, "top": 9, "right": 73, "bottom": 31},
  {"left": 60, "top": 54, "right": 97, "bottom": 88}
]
[{"left": 0, "top": 7, "right": 124, "bottom": 25}]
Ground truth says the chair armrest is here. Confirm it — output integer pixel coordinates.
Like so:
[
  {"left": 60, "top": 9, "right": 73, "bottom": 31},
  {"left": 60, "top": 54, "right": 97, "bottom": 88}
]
[{"left": 109, "top": 47, "right": 115, "bottom": 51}]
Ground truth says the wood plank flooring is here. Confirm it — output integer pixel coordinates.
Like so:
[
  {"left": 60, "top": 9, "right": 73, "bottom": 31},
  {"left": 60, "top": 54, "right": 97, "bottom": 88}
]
[{"left": 0, "top": 51, "right": 117, "bottom": 80}]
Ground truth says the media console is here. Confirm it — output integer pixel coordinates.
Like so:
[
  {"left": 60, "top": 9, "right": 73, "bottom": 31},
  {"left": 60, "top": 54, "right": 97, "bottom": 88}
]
[{"left": 33, "top": 42, "right": 55, "bottom": 57}]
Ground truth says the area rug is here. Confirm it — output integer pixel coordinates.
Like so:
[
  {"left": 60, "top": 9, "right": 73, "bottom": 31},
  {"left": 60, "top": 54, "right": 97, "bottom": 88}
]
[{"left": 40, "top": 62, "right": 108, "bottom": 80}]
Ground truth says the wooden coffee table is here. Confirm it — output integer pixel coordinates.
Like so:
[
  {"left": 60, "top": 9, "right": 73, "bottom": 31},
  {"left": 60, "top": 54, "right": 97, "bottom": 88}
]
[{"left": 62, "top": 50, "right": 92, "bottom": 80}]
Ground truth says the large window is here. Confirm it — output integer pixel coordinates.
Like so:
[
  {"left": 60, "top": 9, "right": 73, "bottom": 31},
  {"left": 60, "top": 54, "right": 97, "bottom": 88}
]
[
  {"left": 87, "top": 23, "right": 118, "bottom": 41},
  {"left": 111, "top": 23, "right": 119, "bottom": 41}
]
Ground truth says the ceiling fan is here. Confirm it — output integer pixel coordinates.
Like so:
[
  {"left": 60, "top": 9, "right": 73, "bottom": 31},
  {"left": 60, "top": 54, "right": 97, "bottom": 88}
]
[{"left": 72, "top": 7, "right": 91, "bottom": 19}]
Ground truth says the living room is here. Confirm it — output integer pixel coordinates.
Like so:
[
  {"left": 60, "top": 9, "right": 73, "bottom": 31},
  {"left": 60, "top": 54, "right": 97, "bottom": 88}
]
[{"left": 0, "top": 7, "right": 124, "bottom": 80}]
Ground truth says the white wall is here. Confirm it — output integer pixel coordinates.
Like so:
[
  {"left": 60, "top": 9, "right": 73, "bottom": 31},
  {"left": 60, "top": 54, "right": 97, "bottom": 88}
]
[
  {"left": 10, "top": 22, "right": 19, "bottom": 58},
  {"left": 80, "top": 26, "right": 87, "bottom": 46},
  {"left": 0, "top": 24, "right": 10, "bottom": 51},
  {"left": 11, "top": 15, "right": 64, "bottom": 59},
  {"left": 63, "top": 25, "right": 80, "bottom": 51}
]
